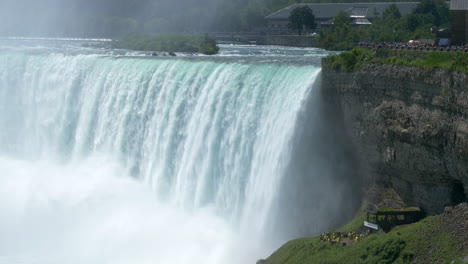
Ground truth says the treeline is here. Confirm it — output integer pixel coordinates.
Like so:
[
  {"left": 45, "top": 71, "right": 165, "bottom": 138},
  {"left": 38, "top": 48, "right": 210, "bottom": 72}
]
[
  {"left": 1, "top": 0, "right": 450, "bottom": 41},
  {"left": 1, "top": 0, "right": 430, "bottom": 38},
  {"left": 316, "top": 0, "right": 450, "bottom": 50},
  {"left": 112, "top": 34, "right": 219, "bottom": 55},
  {"left": 213, "top": 0, "right": 421, "bottom": 31}
]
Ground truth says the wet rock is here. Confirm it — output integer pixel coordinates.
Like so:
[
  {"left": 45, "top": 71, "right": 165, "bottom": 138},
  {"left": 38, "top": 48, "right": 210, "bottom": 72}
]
[{"left": 322, "top": 64, "right": 468, "bottom": 214}]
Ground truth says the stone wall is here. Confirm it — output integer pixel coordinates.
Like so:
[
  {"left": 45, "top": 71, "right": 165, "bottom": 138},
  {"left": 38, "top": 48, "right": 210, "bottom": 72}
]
[
  {"left": 322, "top": 63, "right": 468, "bottom": 214},
  {"left": 256, "top": 35, "right": 317, "bottom": 47}
]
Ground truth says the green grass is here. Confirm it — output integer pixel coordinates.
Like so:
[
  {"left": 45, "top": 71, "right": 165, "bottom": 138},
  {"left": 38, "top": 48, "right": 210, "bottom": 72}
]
[
  {"left": 323, "top": 48, "right": 468, "bottom": 73},
  {"left": 377, "top": 207, "right": 420, "bottom": 212},
  {"left": 266, "top": 215, "right": 465, "bottom": 264},
  {"left": 376, "top": 51, "right": 468, "bottom": 73},
  {"left": 333, "top": 213, "right": 367, "bottom": 233},
  {"left": 112, "top": 33, "right": 219, "bottom": 55}
]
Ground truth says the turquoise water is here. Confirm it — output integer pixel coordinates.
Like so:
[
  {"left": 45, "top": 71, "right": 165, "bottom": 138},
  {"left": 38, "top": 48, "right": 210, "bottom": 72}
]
[{"left": 0, "top": 43, "right": 332, "bottom": 264}]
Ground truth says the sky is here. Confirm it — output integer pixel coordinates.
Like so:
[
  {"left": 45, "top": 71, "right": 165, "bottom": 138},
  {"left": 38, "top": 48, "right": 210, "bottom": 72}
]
[{"left": 0, "top": 0, "right": 221, "bottom": 37}]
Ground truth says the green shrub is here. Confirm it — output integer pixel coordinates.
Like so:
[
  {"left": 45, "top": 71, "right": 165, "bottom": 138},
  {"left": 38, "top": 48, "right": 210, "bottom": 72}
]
[
  {"left": 358, "top": 236, "right": 407, "bottom": 264},
  {"left": 112, "top": 33, "right": 219, "bottom": 55},
  {"left": 324, "top": 48, "right": 374, "bottom": 72},
  {"left": 376, "top": 51, "right": 468, "bottom": 73},
  {"left": 325, "top": 49, "right": 468, "bottom": 73},
  {"left": 452, "top": 52, "right": 468, "bottom": 72}
]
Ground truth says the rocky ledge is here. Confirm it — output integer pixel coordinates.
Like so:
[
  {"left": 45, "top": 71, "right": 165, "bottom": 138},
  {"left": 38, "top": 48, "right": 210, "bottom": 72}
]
[{"left": 322, "top": 63, "right": 468, "bottom": 214}]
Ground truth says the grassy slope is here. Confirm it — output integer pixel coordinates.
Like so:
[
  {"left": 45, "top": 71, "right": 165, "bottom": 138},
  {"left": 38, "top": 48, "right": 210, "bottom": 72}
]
[
  {"left": 266, "top": 214, "right": 466, "bottom": 264},
  {"left": 376, "top": 52, "right": 468, "bottom": 73},
  {"left": 323, "top": 48, "right": 468, "bottom": 73},
  {"left": 333, "top": 213, "right": 366, "bottom": 233}
]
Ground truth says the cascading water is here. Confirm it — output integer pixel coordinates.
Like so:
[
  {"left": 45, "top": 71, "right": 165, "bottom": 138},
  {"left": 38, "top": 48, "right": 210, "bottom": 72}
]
[{"left": 0, "top": 44, "right": 360, "bottom": 264}]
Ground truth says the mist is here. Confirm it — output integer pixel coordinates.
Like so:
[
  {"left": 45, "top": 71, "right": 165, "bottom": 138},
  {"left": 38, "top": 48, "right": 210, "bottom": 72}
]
[
  {"left": 269, "top": 74, "right": 363, "bottom": 242},
  {"left": 0, "top": 0, "right": 222, "bottom": 37}
]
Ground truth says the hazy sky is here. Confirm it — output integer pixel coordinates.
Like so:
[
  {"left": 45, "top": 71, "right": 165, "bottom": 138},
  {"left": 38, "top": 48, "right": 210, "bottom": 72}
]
[{"left": 0, "top": 0, "right": 221, "bottom": 37}]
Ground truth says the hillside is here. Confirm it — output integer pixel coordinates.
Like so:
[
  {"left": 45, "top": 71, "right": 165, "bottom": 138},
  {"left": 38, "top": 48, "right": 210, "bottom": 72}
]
[{"left": 265, "top": 203, "right": 467, "bottom": 264}]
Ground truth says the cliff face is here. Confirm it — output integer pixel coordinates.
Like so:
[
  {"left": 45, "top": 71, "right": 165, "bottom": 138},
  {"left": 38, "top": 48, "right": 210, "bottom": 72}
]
[{"left": 322, "top": 63, "right": 468, "bottom": 214}]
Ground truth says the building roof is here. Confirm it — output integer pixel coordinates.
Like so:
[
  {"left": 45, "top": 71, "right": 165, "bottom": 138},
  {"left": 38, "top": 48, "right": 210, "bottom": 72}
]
[
  {"left": 346, "top": 7, "right": 368, "bottom": 18},
  {"left": 352, "top": 18, "right": 372, "bottom": 24},
  {"left": 320, "top": 17, "right": 372, "bottom": 25},
  {"left": 321, "top": 18, "right": 334, "bottom": 25},
  {"left": 265, "top": 2, "right": 419, "bottom": 20},
  {"left": 450, "top": 0, "right": 468, "bottom": 10}
]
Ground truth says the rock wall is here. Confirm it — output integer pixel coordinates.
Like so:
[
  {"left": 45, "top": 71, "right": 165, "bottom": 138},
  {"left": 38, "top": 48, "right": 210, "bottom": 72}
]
[
  {"left": 322, "top": 63, "right": 468, "bottom": 214},
  {"left": 256, "top": 35, "right": 316, "bottom": 47}
]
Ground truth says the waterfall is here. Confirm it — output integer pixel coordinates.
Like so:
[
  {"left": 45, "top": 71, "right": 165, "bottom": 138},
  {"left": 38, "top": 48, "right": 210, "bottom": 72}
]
[{"left": 0, "top": 50, "right": 357, "bottom": 264}]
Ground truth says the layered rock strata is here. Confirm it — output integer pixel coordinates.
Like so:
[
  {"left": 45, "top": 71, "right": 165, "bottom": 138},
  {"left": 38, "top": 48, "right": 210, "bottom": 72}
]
[{"left": 322, "top": 63, "right": 468, "bottom": 214}]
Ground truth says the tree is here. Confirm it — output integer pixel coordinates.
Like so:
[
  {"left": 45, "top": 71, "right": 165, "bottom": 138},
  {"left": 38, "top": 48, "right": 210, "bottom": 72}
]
[
  {"left": 414, "top": 0, "right": 450, "bottom": 26},
  {"left": 332, "top": 10, "right": 353, "bottom": 28},
  {"left": 382, "top": 4, "right": 401, "bottom": 20},
  {"left": 288, "top": 6, "right": 316, "bottom": 35},
  {"left": 414, "top": 0, "right": 437, "bottom": 15},
  {"left": 372, "top": 7, "right": 380, "bottom": 20},
  {"left": 318, "top": 11, "right": 360, "bottom": 51}
]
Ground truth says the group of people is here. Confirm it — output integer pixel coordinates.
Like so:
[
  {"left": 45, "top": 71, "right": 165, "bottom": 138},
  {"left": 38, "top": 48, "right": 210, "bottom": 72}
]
[
  {"left": 319, "top": 231, "right": 368, "bottom": 244},
  {"left": 357, "top": 41, "right": 468, "bottom": 52}
]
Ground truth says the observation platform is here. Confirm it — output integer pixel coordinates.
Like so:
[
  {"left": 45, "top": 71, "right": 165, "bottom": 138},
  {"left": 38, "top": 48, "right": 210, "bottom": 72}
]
[{"left": 365, "top": 207, "right": 425, "bottom": 232}]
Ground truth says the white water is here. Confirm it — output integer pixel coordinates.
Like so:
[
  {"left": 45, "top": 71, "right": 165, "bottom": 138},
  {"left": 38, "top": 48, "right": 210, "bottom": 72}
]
[
  {"left": 0, "top": 49, "right": 324, "bottom": 264},
  {"left": 0, "top": 156, "right": 232, "bottom": 264}
]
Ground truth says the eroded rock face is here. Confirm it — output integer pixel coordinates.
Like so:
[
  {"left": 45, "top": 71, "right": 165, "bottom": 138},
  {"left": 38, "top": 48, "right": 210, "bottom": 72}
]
[{"left": 322, "top": 63, "right": 468, "bottom": 214}]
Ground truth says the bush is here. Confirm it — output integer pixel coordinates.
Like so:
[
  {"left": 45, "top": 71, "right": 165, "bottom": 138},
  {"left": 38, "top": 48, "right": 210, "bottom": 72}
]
[
  {"left": 324, "top": 48, "right": 374, "bottom": 72},
  {"left": 112, "top": 33, "right": 219, "bottom": 55},
  {"left": 452, "top": 52, "right": 468, "bottom": 72},
  {"left": 376, "top": 51, "right": 468, "bottom": 73},
  {"left": 359, "top": 237, "right": 407, "bottom": 264},
  {"left": 325, "top": 49, "right": 468, "bottom": 73}
]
